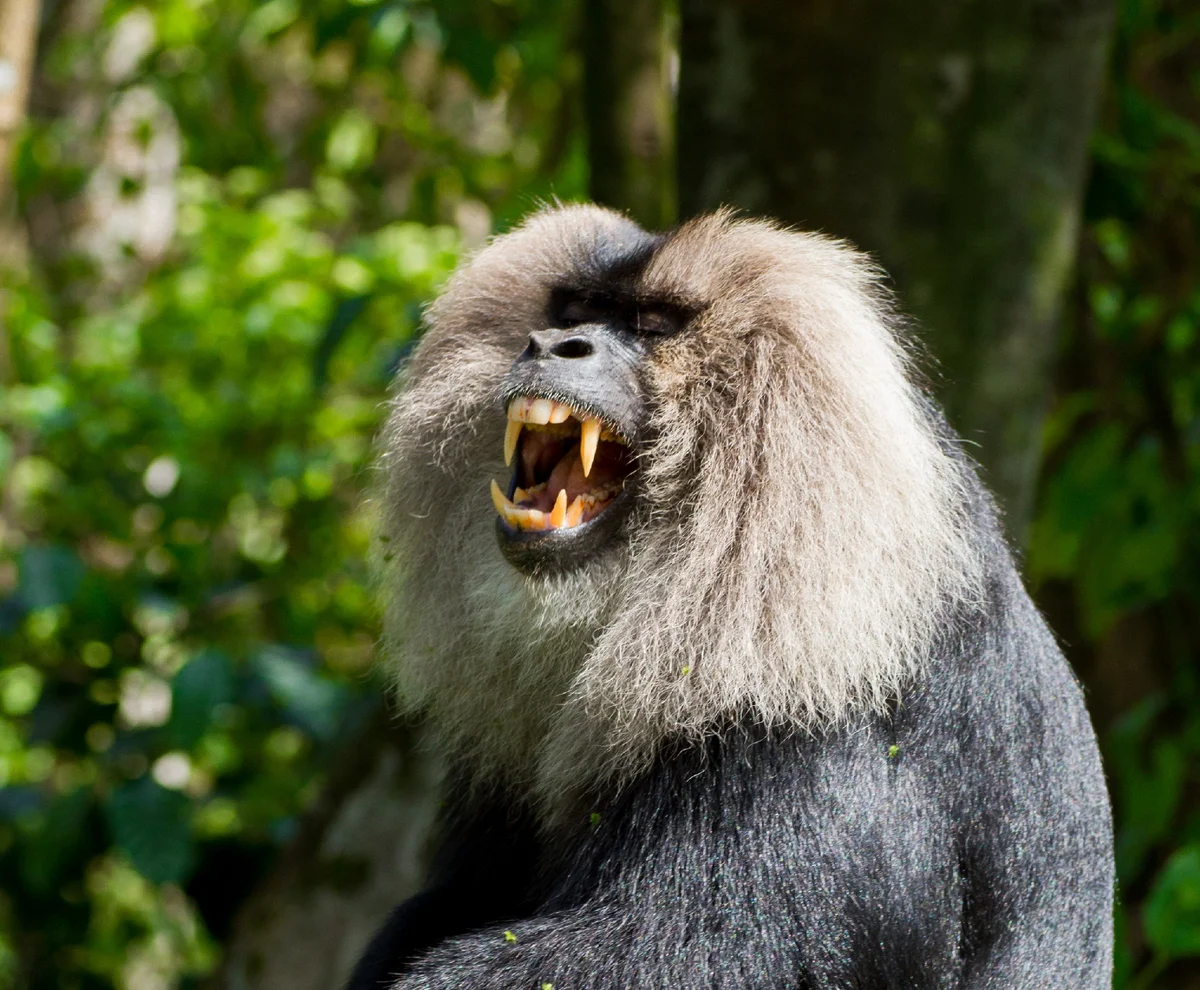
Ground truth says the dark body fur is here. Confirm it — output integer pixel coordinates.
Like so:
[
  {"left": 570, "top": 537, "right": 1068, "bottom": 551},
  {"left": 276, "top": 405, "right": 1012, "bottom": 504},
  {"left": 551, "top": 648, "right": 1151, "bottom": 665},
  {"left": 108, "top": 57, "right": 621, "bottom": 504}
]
[{"left": 349, "top": 462, "right": 1113, "bottom": 989}]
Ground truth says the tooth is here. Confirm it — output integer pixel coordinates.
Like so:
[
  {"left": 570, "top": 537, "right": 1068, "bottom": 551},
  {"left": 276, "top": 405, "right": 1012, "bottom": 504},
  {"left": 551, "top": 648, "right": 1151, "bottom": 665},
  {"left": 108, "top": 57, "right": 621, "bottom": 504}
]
[
  {"left": 566, "top": 495, "right": 583, "bottom": 527},
  {"left": 490, "top": 479, "right": 511, "bottom": 516},
  {"left": 550, "top": 488, "right": 567, "bottom": 527},
  {"left": 513, "top": 486, "right": 529, "bottom": 503},
  {"left": 518, "top": 507, "right": 546, "bottom": 530},
  {"left": 580, "top": 419, "right": 601, "bottom": 477},
  {"left": 504, "top": 420, "right": 522, "bottom": 466},
  {"left": 527, "top": 399, "right": 552, "bottom": 425},
  {"left": 548, "top": 401, "right": 571, "bottom": 424},
  {"left": 492, "top": 480, "right": 553, "bottom": 530}
]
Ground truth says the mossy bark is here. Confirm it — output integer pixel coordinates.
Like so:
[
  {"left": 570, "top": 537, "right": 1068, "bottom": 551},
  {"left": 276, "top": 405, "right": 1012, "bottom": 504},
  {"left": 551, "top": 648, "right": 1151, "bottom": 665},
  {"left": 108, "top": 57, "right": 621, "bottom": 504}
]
[
  {"left": 0, "top": 0, "right": 42, "bottom": 395},
  {"left": 582, "top": 0, "right": 676, "bottom": 228},
  {"left": 0, "top": 0, "right": 41, "bottom": 215},
  {"left": 677, "top": 0, "right": 1117, "bottom": 540},
  {"left": 209, "top": 715, "right": 442, "bottom": 990}
]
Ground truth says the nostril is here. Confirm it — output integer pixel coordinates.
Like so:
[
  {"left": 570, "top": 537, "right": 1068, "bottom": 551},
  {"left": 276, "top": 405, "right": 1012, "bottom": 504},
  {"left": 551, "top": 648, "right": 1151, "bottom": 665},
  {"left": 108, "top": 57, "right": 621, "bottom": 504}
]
[{"left": 550, "top": 337, "right": 594, "bottom": 359}]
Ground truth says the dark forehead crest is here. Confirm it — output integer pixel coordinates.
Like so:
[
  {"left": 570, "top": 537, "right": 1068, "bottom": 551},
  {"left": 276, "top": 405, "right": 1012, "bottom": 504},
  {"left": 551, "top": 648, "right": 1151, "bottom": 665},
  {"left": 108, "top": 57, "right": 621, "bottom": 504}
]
[{"left": 559, "top": 215, "right": 663, "bottom": 294}]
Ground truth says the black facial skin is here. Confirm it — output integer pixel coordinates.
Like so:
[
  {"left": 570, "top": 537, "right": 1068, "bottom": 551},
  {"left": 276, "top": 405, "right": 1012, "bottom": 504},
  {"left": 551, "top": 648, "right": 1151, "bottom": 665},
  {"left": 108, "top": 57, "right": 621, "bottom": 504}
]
[
  {"left": 496, "top": 316, "right": 645, "bottom": 574},
  {"left": 503, "top": 322, "right": 647, "bottom": 442}
]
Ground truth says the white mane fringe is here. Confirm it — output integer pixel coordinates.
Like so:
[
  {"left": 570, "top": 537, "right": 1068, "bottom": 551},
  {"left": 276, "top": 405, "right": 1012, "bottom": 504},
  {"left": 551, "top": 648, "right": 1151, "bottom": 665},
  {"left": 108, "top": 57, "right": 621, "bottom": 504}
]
[{"left": 376, "top": 205, "right": 981, "bottom": 820}]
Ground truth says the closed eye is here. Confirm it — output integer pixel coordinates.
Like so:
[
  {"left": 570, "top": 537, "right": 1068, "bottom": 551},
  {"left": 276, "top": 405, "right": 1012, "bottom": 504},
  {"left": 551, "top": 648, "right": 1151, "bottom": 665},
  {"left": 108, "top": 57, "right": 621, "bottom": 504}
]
[
  {"left": 633, "top": 307, "right": 680, "bottom": 336},
  {"left": 559, "top": 298, "right": 609, "bottom": 326},
  {"left": 552, "top": 292, "right": 687, "bottom": 336}
]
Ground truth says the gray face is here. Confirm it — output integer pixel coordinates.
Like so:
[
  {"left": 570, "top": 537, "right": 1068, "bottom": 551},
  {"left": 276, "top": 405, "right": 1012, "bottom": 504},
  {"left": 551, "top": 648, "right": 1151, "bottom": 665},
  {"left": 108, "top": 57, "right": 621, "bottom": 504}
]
[{"left": 492, "top": 292, "right": 682, "bottom": 574}]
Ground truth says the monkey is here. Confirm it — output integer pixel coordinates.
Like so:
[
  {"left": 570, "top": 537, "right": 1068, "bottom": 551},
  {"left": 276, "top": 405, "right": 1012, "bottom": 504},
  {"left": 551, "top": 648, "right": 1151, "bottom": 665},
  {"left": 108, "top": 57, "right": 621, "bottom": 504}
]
[{"left": 348, "top": 205, "right": 1114, "bottom": 989}]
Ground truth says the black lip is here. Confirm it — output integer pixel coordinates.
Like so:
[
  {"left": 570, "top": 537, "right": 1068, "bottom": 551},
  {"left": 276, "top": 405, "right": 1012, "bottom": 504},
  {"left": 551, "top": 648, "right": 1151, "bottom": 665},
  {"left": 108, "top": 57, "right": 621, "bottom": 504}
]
[{"left": 495, "top": 489, "right": 632, "bottom": 574}]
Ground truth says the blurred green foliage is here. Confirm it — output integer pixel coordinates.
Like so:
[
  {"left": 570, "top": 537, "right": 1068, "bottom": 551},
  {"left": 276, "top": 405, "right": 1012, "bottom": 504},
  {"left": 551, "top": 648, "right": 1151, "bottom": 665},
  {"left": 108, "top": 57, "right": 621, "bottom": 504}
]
[
  {"left": 1, "top": 0, "right": 1198, "bottom": 987},
  {"left": 1030, "top": 1, "right": 1200, "bottom": 986},
  {"left": 1, "top": 0, "right": 580, "bottom": 986}
]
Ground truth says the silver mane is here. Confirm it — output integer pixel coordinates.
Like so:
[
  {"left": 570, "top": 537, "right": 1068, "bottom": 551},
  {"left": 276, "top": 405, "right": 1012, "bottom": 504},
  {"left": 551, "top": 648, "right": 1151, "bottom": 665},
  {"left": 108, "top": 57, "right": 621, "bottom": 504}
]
[{"left": 376, "top": 205, "right": 982, "bottom": 820}]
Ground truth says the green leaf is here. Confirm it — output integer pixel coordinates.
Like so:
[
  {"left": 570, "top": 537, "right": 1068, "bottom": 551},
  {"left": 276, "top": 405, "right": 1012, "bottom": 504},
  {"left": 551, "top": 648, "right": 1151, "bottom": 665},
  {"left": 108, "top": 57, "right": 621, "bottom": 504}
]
[
  {"left": 326, "top": 110, "right": 377, "bottom": 173},
  {"left": 168, "top": 649, "right": 234, "bottom": 748},
  {"left": 255, "top": 647, "right": 349, "bottom": 740},
  {"left": 19, "top": 788, "right": 92, "bottom": 896},
  {"left": 105, "top": 777, "right": 195, "bottom": 885},
  {"left": 1144, "top": 847, "right": 1200, "bottom": 957},
  {"left": 0, "top": 430, "right": 12, "bottom": 483},
  {"left": 0, "top": 665, "right": 44, "bottom": 716},
  {"left": 18, "top": 544, "right": 84, "bottom": 610},
  {"left": 444, "top": 25, "right": 499, "bottom": 92}
]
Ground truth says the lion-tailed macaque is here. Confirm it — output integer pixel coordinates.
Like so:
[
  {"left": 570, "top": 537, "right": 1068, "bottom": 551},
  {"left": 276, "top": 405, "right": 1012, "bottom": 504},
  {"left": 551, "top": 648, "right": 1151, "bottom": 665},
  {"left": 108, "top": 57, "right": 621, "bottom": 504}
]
[{"left": 348, "top": 206, "right": 1114, "bottom": 989}]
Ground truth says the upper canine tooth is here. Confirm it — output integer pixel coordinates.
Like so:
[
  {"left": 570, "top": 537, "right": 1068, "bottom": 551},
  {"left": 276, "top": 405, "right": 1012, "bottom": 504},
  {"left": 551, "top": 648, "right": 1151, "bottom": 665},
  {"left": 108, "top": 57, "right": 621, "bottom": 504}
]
[
  {"left": 580, "top": 419, "right": 601, "bottom": 477},
  {"left": 527, "top": 398, "right": 553, "bottom": 425},
  {"left": 504, "top": 420, "right": 522, "bottom": 466},
  {"left": 548, "top": 401, "right": 571, "bottom": 424},
  {"left": 550, "top": 488, "right": 568, "bottom": 527}
]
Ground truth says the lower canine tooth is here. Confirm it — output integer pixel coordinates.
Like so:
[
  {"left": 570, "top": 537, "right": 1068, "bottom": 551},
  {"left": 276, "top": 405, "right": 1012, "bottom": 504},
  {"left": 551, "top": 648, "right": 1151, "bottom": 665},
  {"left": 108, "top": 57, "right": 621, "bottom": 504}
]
[
  {"left": 490, "top": 480, "right": 549, "bottom": 530},
  {"left": 550, "top": 488, "right": 567, "bottom": 527},
  {"left": 490, "top": 479, "right": 512, "bottom": 515}
]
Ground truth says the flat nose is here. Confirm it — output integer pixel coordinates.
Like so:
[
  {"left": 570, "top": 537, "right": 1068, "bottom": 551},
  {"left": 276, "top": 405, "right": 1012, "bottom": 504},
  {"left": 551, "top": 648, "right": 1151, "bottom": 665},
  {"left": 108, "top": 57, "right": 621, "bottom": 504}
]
[{"left": 526, "top": 328, "right": 596, "bottom": 360}]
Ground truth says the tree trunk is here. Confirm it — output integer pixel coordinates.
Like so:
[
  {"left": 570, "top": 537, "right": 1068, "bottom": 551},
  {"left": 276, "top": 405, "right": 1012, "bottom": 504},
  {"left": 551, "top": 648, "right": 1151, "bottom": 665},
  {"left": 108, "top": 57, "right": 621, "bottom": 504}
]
[
  {"left": 582, "top": 0, "right": 676, "bottom": 228},
  {"left": 210, "top": 714, "right": 442, "bottom": 990},
  {"left": 0, "top": 0, "right": 41, "bottom": 386},
  {"left": 0, "top": 0, "right": 41, "bottom": 215},
  {"left": 677, "top": 0, "right": 1117, "bottom": 540}
]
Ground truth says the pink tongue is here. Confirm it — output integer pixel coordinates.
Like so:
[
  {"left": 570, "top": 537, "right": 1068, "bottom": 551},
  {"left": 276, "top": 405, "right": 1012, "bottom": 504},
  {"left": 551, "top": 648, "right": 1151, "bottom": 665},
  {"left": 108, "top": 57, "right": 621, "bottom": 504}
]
[
  {"left": 545, "top": 450, "right": 586, "bottom": 505},
  {"left": 539, "top": 445, "right": 625, "bottom": 510}
]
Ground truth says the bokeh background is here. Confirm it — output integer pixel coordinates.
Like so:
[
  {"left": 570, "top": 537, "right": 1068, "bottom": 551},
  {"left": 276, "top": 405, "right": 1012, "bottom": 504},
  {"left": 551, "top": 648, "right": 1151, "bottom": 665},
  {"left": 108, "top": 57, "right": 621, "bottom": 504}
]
[{"left": 0, "top": 0, "right": 1197, "bottom": 987}]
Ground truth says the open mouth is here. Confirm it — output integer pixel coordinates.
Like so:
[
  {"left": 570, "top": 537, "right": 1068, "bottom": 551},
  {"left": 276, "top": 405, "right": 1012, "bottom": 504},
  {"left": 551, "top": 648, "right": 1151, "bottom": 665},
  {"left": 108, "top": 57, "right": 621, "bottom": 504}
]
[{"left": 490, "top": 396, "right": 632, "bottom": 534}]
